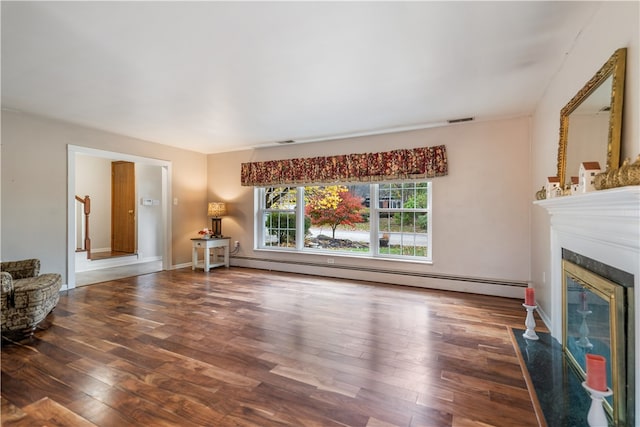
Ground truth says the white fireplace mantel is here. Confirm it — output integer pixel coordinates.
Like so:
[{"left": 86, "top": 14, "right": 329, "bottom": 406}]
[
  {"left": 535, "top": 186, "right": 640, "bottom": 248},
  {"left": 534, "top": 185, "right": 640, "bottom": 419}
]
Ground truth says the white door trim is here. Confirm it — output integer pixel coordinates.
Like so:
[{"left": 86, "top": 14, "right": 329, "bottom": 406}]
[{"left": 67, "top": 145, "right": 172, "bottom": 289}]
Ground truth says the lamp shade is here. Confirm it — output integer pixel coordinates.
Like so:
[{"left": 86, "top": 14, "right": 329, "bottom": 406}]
[{"left": 208, "top": 202, "right": 227, "bottom": 217}]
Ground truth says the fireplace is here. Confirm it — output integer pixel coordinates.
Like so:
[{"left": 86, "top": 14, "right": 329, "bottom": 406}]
[
  {"left": 562, "top": 250, "right": 634, "bottom": 425},
  {"left": 535, "top": 186, "right": 639, "bottom": 425}
]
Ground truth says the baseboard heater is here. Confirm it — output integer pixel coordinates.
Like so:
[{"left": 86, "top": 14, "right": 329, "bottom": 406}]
[{"left": 231, "top": 255, "right": 527, "bottom": 288}]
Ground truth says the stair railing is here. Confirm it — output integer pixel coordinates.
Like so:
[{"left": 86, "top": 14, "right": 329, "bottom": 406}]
[{"left": 75, "top": 195, "right": 91, "bottom": 259}]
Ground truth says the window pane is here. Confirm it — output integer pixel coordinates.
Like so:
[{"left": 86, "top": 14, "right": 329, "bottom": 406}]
[
  {"left": 378, "top": 229, "right": 429, "bottom": 257},
  {"left": 377, "top": 182, "right": 430, "bottom": 259},
  {"left": 379, "top": 182, "right": 429, "bottom": 210},
  {"left": 411, "top": 183, "right": 429, "bottom": 209},
  {"left": 305, "top": 184, "right": 370, "bottom": 253},
  {"left": 378, "top": 183, "right": 402, "bottom": 209},
  {"left": 263, "top": 187, "right": 297, "bottom": 248},
  {"left": 264, "top": 211, "right": 296, "bottom": 248},
  {"left": 265, "top": 187, "right": 296, "bottom": 209}
]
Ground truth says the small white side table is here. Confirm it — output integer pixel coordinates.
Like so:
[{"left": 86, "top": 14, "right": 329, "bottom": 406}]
[{"left": 191, "top": 237, "right": 230, "bottom": 272}]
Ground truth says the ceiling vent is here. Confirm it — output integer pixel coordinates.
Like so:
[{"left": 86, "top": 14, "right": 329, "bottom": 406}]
[
  {"left": 447, "top": 117, "right": 474, "bottom": 124},
  {"left": 276, "top": 139, "right": 296, "bottom": 144}
]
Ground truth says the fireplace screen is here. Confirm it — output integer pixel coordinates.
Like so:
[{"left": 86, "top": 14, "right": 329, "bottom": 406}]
[{"left": 563, "top": 259, "right": 630, "bottom": 426}]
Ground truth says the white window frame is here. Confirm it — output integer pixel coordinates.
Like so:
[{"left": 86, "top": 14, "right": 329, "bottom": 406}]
[
  {"left": 256, "top": 187, "right": 299, "bottom": 250},
  {"left": 375, "top": 182, "right": 432, "bottom": 261}
]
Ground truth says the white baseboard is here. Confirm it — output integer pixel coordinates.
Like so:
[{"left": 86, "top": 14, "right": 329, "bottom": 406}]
[
  {"left": 171, "top": 262, "right": 192, "bottom": 270},
  {"left": 536, "top": 305, "right": 552, "bottom": 332},
  {"left": 229, "top": 257, "right": 527, "bottom": 299}
]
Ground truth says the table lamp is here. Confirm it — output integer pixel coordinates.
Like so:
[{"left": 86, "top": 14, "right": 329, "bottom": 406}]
[{"left": 207, "top": 202, "right": 227, "bottom": 237}]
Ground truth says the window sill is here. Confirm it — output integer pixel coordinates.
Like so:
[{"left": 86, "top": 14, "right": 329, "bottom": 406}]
[{"left": 253, "top": 247, "right": 433, "bottom": 265}]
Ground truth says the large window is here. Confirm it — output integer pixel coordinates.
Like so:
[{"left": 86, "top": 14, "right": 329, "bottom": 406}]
[{"left": 256, "top": 181, "right": 432, "bottom": 261}]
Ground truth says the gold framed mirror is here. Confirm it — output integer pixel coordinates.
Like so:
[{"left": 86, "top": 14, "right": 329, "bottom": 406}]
[{"left": 557, "top": 48, "right": 626, "bottom": 188}]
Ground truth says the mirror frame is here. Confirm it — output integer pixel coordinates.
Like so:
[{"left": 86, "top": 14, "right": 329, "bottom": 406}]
[{"left": 557, "top": 48, "right": 627, "bottom": 187}]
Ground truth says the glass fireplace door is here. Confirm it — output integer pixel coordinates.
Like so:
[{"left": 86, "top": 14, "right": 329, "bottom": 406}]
[{"left": 562, "top": 260, "right": 628, "bottom": 425}]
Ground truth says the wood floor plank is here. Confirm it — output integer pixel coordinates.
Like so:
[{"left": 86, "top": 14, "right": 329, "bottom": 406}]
[
  {"left": 1, "top": 267, "right": 543, "bottom": 426},
  {"left": 1, "top": 365, "right": 86, "bottom": 408},
  {"left": 89, "top": 386, "right": 199, "bottom": 426},
  {"left": 115, "top": 376, "right": 226, "bottom": 424},
  {"left": 21, "top": 397, "right": 97, "bottom": 427},
  {"left": 1, "top": 396, "right": 29, "bottom": 425},
  {"left": 67, "top": 392, "right": 160, "bottom": 427},
  {"left": 311, "top": 387, "right": 413, "bottom": 427}
]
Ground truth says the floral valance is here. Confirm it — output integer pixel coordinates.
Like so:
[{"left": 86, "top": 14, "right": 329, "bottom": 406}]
[{"left": 241, "top": 145, "right": 448, "bottom": 186}]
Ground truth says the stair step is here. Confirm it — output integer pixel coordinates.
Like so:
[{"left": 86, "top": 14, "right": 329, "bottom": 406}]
[
  {"left": 76, "top": 252, "right": 139, "bottom": 272},
  {"left": 91, "top": 251, "right": 136, "bottom": 261}
]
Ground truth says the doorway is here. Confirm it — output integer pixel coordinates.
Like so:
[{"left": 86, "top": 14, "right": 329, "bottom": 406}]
[{"left": 67, "top": 145, "right": 172, "bottom": 289}]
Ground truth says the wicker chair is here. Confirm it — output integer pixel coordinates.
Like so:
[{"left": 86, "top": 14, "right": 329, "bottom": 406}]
[{"left": 1, "top": 259, "right": 62, "bottom": 337}]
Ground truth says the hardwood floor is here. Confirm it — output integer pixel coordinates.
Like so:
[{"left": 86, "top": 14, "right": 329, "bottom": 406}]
[{"left": 1, "top": 267, "right": 544, "bottom": 426}]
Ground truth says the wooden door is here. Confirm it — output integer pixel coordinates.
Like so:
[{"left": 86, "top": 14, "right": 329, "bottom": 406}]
[{"left": 111, "top": 161, "right": 136, "bottom": 253}]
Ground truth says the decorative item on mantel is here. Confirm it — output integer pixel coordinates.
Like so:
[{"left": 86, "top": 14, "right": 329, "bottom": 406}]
[
  {"left": 535, "top": 186, "right": 546, "bottom": 200},
  {"left": 629, "top": 154, "right": 640, "bottom": 185},
  {"left": 594, "top": 154, "right": 640, "bottom": 190},
  {"left": 617, "top": 157, "right": 632, "bottom": 187},
  {"left": 578, "top": 162, "right": 601, "bottom": 193},
  {"left": 546, "top": 176, "right": 561, "bottom": 199},
  {"left": 606, "top": 166, "right": 620, "bottom": 189},
  {"left": 593, "top": 169, "right": 608, "bottom": 190},
  {"left": 570, "top": 176, "right": 580, "bottom": 195}
]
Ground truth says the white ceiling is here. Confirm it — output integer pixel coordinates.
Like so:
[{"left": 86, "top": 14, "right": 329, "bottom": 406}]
[{"left": 1, "top": 1, "right": 601, "bottom": 154}]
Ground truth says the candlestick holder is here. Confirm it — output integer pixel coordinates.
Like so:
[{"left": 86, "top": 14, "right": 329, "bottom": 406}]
[
  {"left": 522, "top": 304, "right": 539, "bottom": 340},
  {"left": 576, "top": 309, "right": 594, "bottom": 349},
  {"left": 582, "top": 382, "right": 612, "bottom": 427}
]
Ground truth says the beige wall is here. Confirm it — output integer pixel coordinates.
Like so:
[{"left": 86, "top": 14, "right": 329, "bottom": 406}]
[
  {"left": 209, "top": 116, "right": 531, "bottom": 296},
  {"left": 531, "top": 2, "right": 639, "bottom": 322},
  {"left": 136, "top": 163, "right": 164, "bottom": 261},
  {"left": 1, "top": 110, "right": 208, "bottom": 283}
]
